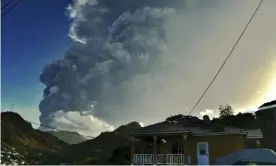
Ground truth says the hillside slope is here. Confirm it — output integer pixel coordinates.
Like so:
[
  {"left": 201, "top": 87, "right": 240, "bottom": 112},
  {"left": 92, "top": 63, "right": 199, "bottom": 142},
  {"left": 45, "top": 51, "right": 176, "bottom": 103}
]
[
  {"left": 1, "top": 112, "right": 71, "bottom": 164},
  {"left": 69, "top": 122, "right": 141, "bottom": 164},
  {"left": 47, "top": 131, "right": 89, "bottom": 144},
  {"left": 1, "top": 111, "right": 141, "bottom": 165}
]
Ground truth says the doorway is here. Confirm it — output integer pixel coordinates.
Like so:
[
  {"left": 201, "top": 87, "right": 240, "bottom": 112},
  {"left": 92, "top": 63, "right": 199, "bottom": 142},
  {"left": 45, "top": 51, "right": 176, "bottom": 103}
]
[{"left": 197, "top": 142, "right": 209, "bottom": 165}]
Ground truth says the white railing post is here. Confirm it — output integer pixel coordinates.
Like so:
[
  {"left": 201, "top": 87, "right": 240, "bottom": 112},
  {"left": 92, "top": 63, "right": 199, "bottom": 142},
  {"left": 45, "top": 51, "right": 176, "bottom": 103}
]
[{"left": 134, "top": 154, "right": 185, "bottom": 165}]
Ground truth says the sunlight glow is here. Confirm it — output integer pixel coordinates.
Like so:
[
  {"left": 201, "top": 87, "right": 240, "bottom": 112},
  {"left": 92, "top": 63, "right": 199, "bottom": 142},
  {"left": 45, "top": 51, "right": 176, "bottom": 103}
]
[{"left": 139, "top": 122, "right": 144, "bottom": 127}]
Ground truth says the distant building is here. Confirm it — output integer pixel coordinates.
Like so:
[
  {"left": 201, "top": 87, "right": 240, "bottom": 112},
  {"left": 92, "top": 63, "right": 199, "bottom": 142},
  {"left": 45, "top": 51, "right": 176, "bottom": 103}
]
[
  {"left": 255, "top": 100, "right": 276, "bottom": 123},
  {"left": 255, "top": 100, "right": 276, "bottom": 151}
]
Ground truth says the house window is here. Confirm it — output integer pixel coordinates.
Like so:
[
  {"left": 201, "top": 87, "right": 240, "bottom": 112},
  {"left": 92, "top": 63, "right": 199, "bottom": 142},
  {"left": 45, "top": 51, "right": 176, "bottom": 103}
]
[
  {"left": 172, "top": 143, "right": 184, "bottom": 154},
  {"left": 198, "top": 143, "right": 207, "bottom": 155}
]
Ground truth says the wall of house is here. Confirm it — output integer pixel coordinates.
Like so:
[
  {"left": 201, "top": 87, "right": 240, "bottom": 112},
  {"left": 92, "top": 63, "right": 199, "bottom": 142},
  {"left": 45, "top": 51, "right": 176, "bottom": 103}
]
[
  {"left": 186, "top": 135, "right": 245, "bottom": 165},
  {"left": 256, "top": 108, "right": 276, "bottom": 123},
  {"left": 142, "top": 134, "right": 245, "bottom": 165},
  {"left": 133, "top": 134, "right": 245, "bottom": 165}
]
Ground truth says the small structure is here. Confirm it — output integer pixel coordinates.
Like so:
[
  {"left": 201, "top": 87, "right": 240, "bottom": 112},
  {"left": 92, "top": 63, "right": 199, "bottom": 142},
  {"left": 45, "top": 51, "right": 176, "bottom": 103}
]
[
  {"left": 255, "top": 100, "right": 276, "bottom": 123},
  {"left": 215, "top": 149, "right": 276, "bottom": 165},
  {"left": 130, "top": 116, "right": 263, "bottom": 165}
]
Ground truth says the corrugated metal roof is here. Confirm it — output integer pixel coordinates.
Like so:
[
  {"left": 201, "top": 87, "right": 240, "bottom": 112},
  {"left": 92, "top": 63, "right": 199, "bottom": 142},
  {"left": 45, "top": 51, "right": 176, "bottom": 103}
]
[
  {"left": 131, "top": 121, "right": 262, "bottom": 138},
  {"left": 256, "top": 104, "right": 276, "bottom": 112},
  {"left": 243, "top": 129, "right": 263, "bottom": 138}
]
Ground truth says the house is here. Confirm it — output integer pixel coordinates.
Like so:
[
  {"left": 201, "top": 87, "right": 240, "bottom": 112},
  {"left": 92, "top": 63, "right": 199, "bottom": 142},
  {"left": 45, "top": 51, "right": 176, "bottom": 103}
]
[
  {"left": 129, "top": 116, "right": 263, "bottom": 165},
  {"left": 255, "top": 100, "right": 276, "bottom": 152},
  {"left": 255, "top": 100, "right": 276, "bottom": 123}
]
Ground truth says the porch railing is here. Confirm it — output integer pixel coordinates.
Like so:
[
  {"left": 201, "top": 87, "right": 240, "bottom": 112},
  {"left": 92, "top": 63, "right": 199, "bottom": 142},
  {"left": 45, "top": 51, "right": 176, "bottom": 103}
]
[{"left": 134, "top": 154, "right": 185, "bottom": 165}]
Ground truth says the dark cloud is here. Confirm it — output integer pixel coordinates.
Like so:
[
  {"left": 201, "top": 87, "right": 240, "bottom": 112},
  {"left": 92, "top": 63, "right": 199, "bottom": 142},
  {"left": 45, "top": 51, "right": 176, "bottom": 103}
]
[
  {"left": 39, "top": 0, "right": 186, "bottom": 127},
  {"left": 39, "top": 0, "right": 276, "bottom": 136}
]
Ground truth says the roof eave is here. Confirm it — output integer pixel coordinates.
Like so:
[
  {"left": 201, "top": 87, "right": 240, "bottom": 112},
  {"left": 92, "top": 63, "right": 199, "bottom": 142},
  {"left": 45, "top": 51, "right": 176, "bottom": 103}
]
[
  {"left": 130, "top": 130, "right": 192, "bottom": 136},
  {"left": 130, "top": 131, "right": 247, "bottom": 137}
]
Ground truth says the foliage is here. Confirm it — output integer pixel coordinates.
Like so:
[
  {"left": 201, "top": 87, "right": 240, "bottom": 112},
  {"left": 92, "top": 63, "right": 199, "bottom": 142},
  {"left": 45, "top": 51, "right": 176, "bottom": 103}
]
[
  {"left": 1, "top": 112, "right": 142, "bottom": 165},
  {"left": 219, "top": 104, "right": 234, "bottom": 118},
  {"left": 166, "top": 114, "right": 200, "bottom": 123},
  {"left": 248, "top": 162, "right": 258, "bottom": 165},
  {"left": 109, "top": 145, "right": 131, "bottom": 165},
  {"left": 2, "top": 101, "right": 276, "bottom": 165},
  {"left": 47, "top": 131, "right": 89, "bottom": 144},
  {"left": 213, "top": 112, "right": 256, "bottom": 129}
]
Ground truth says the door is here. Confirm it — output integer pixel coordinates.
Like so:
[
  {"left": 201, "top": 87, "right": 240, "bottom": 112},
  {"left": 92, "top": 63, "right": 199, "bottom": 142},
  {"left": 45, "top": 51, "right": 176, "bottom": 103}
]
[{"left": 197, "top": 142, "right": 209, "bottom": 165}]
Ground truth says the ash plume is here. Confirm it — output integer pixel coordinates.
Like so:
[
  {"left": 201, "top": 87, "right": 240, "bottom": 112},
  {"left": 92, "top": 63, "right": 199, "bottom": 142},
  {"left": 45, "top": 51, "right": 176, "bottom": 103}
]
[
  {"left": 39, "top": 0, "right": 276, "bottom": 136},
  {"left": 39, "top": 0, "right": 187, "bottom": 135}
]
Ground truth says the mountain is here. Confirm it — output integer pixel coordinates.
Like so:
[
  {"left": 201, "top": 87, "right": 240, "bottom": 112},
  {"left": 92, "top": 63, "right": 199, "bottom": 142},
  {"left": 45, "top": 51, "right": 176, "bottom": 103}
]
[
  {"left": 69, "top": 121, "right": 142, "bottom": 164},
  {"left": 47, "top": 131, "right": 89, "bottom": 144},
  {"left": 0, "top": 111, "right": 142, "bottom": 165},
  {"left": 4, "top": 100, "right": 275, "bottom": 165},
  {"left": 0, "top": 112, "right": 71, "bottom": 164}
]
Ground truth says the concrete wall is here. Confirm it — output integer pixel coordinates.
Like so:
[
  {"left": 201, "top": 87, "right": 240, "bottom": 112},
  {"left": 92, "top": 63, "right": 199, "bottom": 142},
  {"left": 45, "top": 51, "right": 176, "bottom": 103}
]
[
  {"left": 185, "top": 135, "right": 244, "bottom": 165},
  {"left": 135, "top": 134, "right": 245, "bottom": 165}
]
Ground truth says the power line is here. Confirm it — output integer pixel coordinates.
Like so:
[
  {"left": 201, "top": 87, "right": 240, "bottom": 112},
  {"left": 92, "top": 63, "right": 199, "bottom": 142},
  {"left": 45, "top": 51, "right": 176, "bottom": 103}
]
[
  {"left": 188, "top": 0, "right": 264, "bottom": 116},
  {"left": 1, "top": 141, "right": 26, "bottom": 162},
  {"left": 26, "top": 120, "right": 95, "bottom": 139},
  {"left": 1, "top": 0, "right": 14, "bottom": 10},
  {"left": 1, "top": 140, "right": 25, "bottom": 158},
  {"left": 5, "top": 105, "right": 96, "bottom": 139},
  {"left": 1, "top": 0, "right": 25, "bottom": 17}
]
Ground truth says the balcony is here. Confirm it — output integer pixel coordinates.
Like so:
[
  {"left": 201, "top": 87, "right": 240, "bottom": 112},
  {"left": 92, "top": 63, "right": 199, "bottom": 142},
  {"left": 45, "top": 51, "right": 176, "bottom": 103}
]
[{"left": 133, "top": 154, "right": 185, "bottom": 165}]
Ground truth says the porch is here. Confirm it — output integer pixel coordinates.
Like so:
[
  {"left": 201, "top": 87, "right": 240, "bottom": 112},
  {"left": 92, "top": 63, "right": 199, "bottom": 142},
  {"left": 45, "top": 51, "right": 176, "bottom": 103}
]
[
  {"left": 131, "top": 135, "right": 191, "bottom": 165},
  {"left": 134, "top": 154, "right": 185, "bottom": 165}
]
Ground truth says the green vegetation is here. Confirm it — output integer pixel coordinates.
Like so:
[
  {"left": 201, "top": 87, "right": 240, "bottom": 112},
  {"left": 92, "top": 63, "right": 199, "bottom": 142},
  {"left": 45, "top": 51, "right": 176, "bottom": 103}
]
[
  {"left": 47, "top": 130, "right": 89, "bottom": 144},
  {"left": 1, "top": 111, "right": 141, "bottom": 165},
  {"left": 1, "top": 100, "right": 275, "bottom": 164}
]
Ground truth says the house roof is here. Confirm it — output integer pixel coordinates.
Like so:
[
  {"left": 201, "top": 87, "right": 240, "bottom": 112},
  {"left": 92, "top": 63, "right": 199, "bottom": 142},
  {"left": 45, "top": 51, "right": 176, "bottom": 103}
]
[
  {"left": 130, "top": 121, "right": 262, "bottom": 138},
  {"left": 256, "top": 100, "right": 276, "bottom": 112},
  {"left": 243, "top": 129, "right": 263, "bottom": 139},
  {"left": 259, "top": 100, "right": 276, "bottom": 108}
]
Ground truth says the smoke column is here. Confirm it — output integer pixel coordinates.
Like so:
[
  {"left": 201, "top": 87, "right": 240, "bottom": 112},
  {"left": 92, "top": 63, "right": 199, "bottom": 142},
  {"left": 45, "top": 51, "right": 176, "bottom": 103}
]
[{"left": 39, "top": 0, "right": 276, "bottom": 136}]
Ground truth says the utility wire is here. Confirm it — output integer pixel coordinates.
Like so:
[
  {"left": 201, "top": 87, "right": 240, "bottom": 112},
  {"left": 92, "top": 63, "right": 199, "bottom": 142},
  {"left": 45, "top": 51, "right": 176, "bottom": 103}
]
[
  {"left": 188, "top": 0, "right": 264, "bottom": 116},
  {"left": 1, "top": 0, "right": 14, "bottom": 10},
  {"left": 1, "top": 145, "right": 24, "bottom": 161},
  {"left": 1, "top": 140, "right": 25, "bottom": 159},
  {"left": 1, "top": 141, "right": 26, "bottom": 162},
  {"left": 26, "top": 120, "right": 95, "bottom": 139},
  {"left": 5, "top": 107, "right": 95, "bottom": 140},
  {"left": 1, "top": 0, "right": 25, "bottom": 17}
]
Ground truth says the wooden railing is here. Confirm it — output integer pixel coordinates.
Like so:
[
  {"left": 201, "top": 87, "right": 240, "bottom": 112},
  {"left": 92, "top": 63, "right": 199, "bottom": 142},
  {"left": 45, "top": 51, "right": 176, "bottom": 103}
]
[{"left": 134, "top": 154, "right": 185, "bottom": 165}]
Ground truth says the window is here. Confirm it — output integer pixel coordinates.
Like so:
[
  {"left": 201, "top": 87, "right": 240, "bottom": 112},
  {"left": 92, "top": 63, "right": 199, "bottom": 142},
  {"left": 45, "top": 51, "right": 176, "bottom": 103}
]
[
  {"left": 198, "top": 143, "right": 207, "bottom": 155},
  {"left": 172, "top": 143, "right": 184, "bottom": 154},
  {"left": 199, "top": 149, "right": 206, "bottom": 155}
]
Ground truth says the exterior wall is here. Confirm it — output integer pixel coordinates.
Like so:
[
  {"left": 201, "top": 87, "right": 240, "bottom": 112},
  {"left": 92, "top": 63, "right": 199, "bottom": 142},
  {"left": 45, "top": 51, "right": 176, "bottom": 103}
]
[
  {"left": 159, "top": 136, "right": 184, "bottom": 154},
  {"left": 244, "top": 139, "right": 260, "bottom": 148},
  {"left": 256, "top": 108, "right": 276, "bottom": 123},
  {"left": 185, "top": 135, "right": 244, "bottom": 165},
  {"left": 135, "top": 134, "right": 245, "bottom": 165}
]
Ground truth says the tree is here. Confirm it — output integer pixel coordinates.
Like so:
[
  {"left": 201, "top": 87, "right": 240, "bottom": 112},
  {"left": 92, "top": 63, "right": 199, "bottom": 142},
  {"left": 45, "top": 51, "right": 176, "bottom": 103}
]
[
  {"left": 166, "top": 114, "right": 200, "bottom": 124},
  {"left": 219, "top": 104, "right": 233, "bottom": 118}
]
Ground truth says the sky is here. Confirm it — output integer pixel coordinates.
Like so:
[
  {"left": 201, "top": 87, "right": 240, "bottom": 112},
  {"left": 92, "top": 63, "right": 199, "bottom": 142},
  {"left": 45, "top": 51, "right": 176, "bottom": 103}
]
[
  {"left": 1, "top": 0, "right": 72, "bottom": 123},
  {"left": 1, "top": 0, "right": 276, "bottom": 137}
]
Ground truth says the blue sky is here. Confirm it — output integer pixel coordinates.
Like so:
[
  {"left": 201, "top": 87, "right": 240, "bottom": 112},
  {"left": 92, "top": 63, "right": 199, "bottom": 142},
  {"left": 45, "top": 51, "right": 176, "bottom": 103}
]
[
  {"left": 1, "top": 0, "right": 72, "bottom": 123},
  {"left": 1, "top": 0, "right": 276, "bottom": 131}
]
